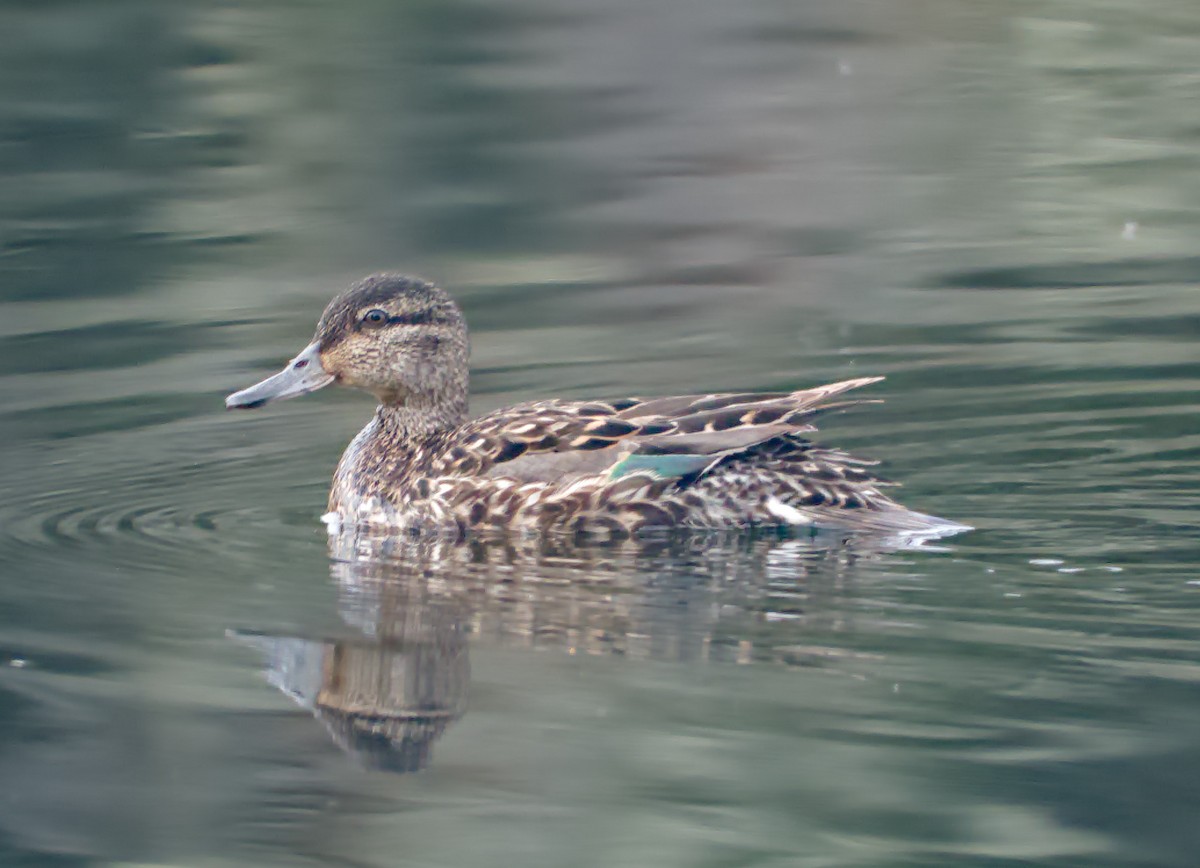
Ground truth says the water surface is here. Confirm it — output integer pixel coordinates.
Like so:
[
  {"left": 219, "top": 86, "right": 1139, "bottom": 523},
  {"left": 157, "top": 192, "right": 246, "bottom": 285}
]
[{"left": 3, "top": 1, "right": 1200, "bottom": 866}]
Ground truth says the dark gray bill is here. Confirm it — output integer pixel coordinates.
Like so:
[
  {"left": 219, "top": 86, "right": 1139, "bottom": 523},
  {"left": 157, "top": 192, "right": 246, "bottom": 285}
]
[{"left": 225, "top": 341, "right": 334, "bottom": 409}]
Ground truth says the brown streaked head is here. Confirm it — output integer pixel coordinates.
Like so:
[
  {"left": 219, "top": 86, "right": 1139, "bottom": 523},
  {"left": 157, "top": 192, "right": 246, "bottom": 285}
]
[{"left": 226, "top": 273, "right": 469, "bottom": 413}]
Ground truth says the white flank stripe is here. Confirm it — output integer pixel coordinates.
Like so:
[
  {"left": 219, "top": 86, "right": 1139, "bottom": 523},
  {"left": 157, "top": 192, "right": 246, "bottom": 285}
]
[{"left": 766, "top": 497, "right": 812, "bottom": 525}]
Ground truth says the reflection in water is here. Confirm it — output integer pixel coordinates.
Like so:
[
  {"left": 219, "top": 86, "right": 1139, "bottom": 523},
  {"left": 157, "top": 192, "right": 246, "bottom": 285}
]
[
  {"left": 235, "top": 554, "right": 471, "bottom": 773},
  {"left": 234, "top": 624, "right": 468, "bottom": 774},
  {"left": 4, "top": 0, "right": 1200, "bottom": 860},
  {"left": 241, "top": 526, "right": 921, "bottom": 773}
]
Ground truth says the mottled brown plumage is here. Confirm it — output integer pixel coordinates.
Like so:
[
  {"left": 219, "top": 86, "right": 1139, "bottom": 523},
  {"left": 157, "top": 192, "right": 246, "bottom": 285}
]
[{"left": 226, "top": 273, "right": 969, "bottom": 541}]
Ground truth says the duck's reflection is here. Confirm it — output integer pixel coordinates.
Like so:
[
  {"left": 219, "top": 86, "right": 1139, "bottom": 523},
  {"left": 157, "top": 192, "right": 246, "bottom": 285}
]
[
  {"left": 239, "top": 527, "right": 932, "bottom": 772},
  {"left": 235, "top": 606, "right": 467, "bottom": 773}
]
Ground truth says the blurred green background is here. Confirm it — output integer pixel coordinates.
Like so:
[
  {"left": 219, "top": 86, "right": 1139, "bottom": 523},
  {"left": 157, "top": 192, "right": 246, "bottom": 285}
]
[{"left": 2, "top": 1, "right": 1199, "bottom": 866}]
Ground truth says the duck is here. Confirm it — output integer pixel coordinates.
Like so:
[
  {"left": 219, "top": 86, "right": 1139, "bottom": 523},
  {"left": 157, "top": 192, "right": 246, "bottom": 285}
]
[{"left": 226, "top": 273, "right": 969, "bottom": 540}]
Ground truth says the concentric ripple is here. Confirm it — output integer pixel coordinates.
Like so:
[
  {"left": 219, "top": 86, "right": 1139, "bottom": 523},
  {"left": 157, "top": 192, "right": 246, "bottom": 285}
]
[{"left": 0, "top": 411, "right": 335, "bottom": 578}]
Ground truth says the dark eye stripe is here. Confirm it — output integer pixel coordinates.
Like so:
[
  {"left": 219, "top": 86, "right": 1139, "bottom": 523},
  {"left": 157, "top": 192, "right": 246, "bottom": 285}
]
[
  {"left": 385, "top": 310, "right": 434, "bottom": 326},
  {"left": 353, "top": 308, "right": 440, "bottom": 332}
]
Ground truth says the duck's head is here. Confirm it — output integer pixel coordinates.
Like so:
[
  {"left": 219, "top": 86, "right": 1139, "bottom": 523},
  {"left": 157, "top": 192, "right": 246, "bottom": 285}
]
[{"left": 226, "top": 273, "right": 469, "bottom": 412}]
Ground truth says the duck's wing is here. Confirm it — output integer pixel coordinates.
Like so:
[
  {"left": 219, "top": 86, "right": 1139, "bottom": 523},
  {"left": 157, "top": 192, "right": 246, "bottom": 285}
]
[
  {"left": 430, "top": 376, "right": 884, "bottom": 482},
  {"left": 610, "top": 376, "right": 882, "bottom": 425}
]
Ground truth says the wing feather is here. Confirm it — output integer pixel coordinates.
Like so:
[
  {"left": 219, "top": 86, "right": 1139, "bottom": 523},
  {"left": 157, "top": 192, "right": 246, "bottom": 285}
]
[{"left": 432, "top": 376, "right": 885, "bottom": 482}]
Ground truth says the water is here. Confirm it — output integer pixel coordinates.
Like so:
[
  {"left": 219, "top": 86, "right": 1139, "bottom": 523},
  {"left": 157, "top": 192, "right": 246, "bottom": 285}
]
[{"left": 3, "top": 0, "right": 1199, "bottom": 865}]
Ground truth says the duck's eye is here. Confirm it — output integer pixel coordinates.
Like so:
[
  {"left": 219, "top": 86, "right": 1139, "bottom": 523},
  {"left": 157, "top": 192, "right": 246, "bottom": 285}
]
[{"left": 361, "top": 309, "right": 388, "bottom": 328}]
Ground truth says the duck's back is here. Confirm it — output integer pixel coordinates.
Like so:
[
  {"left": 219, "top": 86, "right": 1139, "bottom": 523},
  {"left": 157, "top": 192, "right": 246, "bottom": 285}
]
[{"left": 328, "top": 378, "right": 968, "bottom": 541}]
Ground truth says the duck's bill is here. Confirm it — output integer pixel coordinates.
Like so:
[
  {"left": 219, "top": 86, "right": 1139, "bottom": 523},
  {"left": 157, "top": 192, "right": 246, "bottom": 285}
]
[{"left": 225, "top": 342, "right": 334, "bottom": 409}]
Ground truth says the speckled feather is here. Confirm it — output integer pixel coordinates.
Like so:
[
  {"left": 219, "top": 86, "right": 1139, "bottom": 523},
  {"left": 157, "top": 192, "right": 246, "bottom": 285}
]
[
  {"left": 329, "top": 378, "right": 947, "bottom": 538},
  {"left": 227, "top": 273, "right": 968, "bottom": 540}
]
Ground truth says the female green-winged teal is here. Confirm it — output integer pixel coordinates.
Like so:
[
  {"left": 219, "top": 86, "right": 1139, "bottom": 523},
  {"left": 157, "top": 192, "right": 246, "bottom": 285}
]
[{"left": 227, "top": 274, "right": 968, "bottom": 539}]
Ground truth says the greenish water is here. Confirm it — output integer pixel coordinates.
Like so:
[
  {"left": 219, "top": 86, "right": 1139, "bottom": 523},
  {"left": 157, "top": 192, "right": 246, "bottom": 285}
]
[{"left": 3, "top": 1, "right": 1200, "bottom": 865}]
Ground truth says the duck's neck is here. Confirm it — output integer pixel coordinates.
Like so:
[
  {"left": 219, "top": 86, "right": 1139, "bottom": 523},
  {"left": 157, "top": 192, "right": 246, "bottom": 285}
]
[{"left": 376, "top": 393, "right": 469, "bottom": 443}]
